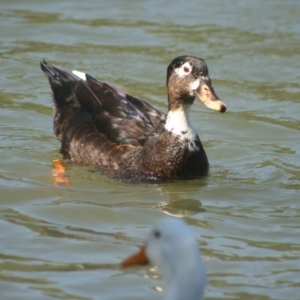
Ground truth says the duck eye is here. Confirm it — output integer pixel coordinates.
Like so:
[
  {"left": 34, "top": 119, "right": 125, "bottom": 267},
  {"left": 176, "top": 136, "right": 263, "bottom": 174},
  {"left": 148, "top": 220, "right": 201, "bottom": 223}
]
[
  {"left": 183, "top": 66, "right": 190, "bottom": 73},
  {"left": 154, "top": 230, "right": 161, "bottom": 239}
]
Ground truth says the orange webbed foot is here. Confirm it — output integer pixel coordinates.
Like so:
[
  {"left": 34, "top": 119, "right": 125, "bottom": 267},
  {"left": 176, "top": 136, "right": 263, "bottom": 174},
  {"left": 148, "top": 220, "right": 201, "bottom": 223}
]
[{"left": 52, "top": 159, "right": 69, "bottom": 186}]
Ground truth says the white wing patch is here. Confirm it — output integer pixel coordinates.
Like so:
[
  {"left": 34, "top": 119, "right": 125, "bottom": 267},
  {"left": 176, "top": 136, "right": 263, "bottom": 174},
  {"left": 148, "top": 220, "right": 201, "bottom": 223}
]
[
  {"left": 165, "top": 106, "right": 200, "bottom": 151},
  {"left": 72, "top": 70, "right": 87, "bottom": 81}
]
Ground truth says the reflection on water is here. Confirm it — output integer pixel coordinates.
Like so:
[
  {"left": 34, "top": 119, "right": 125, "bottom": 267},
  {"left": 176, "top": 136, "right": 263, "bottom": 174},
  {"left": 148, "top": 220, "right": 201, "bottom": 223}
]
[
  {"left": 156, "top": 197, "right": 206, "bottom": 217},
  {"left": 0, "top": 0, "right": 300, "bottom": 299}
]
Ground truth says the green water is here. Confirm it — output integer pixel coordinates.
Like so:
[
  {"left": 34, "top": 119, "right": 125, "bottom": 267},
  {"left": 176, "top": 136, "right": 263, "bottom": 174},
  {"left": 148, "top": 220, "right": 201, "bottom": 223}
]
[{"left": 0, "top": 0, "right": 300, "bottom": 299}]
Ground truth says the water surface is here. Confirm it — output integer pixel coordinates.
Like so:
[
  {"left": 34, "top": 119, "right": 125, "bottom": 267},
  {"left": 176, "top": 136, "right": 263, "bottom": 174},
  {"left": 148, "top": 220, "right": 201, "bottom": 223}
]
[{"left": 0, "top": 0, "right": 300, "bottom": 299}]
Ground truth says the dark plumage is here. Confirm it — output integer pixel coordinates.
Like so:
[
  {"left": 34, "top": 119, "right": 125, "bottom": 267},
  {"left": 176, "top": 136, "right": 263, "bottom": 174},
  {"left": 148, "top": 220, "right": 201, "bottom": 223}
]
[{"left": 41, "top": 56, "right": 227, "bottom": 182}]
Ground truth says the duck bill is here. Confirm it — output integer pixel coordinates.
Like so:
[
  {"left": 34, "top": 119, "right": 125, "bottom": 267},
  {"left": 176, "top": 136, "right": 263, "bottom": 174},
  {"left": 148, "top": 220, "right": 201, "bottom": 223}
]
[
  {"left": 196, "top": 80, "right": 227, "bottom": 113},
  {"left": 121, "top": 245, "right": 149, "bottom": 267}
]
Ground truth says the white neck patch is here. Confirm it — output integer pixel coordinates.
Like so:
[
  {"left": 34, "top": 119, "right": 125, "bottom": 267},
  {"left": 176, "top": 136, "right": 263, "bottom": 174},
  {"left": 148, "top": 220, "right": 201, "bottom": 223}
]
[{"left": 165, "top": 106, "right": 200, "bottom": 151}]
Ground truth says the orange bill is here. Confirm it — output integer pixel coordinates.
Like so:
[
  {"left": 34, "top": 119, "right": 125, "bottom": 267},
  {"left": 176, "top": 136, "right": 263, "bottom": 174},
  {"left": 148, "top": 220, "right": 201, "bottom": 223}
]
[
  {"left": 121, "top": 245, "right": 149, "bottom": 267},
  {"left": 52, "top": 159, "right": 69, "bottom": 186},
  {"left": 196, "top": 79, "right": 227, "bottom": 113}
]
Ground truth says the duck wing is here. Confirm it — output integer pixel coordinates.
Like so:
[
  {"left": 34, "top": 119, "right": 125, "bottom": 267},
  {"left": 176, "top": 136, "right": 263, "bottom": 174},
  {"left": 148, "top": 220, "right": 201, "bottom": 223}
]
[{"left": 74, "top": 74, "right": 166, "bottom": 146}]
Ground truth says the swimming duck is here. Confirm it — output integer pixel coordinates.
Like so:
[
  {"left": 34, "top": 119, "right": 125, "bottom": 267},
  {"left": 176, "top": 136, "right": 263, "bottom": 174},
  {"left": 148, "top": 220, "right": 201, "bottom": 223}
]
[
  {"left": 41, "top": 56, "right": 226, "bottom": 182},
  {"left": 121, "top": 217, "right": 206, "bottom": 300}
]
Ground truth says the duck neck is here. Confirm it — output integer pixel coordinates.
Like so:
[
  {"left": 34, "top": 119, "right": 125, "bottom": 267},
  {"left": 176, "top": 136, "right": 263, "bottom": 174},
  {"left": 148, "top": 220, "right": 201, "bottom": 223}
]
[
  {"left": 165, "top": 255, "right": 206, "bottom": 300},
  {"left": 164, "top": 104, "right": 196, "bottom": 138}
]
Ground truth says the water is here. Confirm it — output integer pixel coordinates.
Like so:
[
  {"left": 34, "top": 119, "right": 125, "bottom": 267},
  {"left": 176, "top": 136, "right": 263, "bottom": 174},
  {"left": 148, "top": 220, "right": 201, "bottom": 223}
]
[{"left": 0, "top": 0, "right": 300, "bottom": 299}]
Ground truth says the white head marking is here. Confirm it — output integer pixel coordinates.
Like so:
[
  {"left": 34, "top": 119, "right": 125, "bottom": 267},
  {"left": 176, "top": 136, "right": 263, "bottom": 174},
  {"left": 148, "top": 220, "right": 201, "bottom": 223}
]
[
  {"left": 189, "top": 78, "right": 200, "bottom": 91},
  {"left": 175, "top": 61, "right": 192, "bottom": 77}
]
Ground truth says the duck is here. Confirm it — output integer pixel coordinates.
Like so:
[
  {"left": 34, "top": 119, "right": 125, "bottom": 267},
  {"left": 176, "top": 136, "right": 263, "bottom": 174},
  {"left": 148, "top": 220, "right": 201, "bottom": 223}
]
[
  {"left": 41, "top": 56, "right": 226, "bottom": 182},
  {"left": 121, "top": 217, "right": 206, "bottom": 300}
]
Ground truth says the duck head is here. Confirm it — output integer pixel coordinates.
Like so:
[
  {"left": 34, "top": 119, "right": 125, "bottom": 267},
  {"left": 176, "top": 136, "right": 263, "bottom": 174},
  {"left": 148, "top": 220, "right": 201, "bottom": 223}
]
[
  {"left": 166, "top": 55, "right": 227, "bottom": 112},
  {"left": 121, "top": 218, "right": 206, "bottom": 300}
]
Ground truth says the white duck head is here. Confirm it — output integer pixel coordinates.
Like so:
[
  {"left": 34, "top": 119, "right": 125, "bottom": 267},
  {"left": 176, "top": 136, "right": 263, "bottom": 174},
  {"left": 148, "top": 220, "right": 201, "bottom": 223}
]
[{"left": 122, "top": 218, "right": 206, "bottom": 300}]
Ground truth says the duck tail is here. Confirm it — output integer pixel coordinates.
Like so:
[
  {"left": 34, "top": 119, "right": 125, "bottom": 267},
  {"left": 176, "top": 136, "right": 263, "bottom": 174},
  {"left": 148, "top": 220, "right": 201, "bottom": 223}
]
[{"left": 41, "top": 59, "right": 78, "bottom": 109}]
